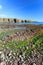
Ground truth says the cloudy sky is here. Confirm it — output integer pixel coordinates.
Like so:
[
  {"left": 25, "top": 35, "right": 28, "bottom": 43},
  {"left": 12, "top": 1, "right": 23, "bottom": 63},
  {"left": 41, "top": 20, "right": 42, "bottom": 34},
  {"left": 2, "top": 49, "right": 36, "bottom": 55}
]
[{"left": 0, "top": 0, "right": 43, "bottom": 22}]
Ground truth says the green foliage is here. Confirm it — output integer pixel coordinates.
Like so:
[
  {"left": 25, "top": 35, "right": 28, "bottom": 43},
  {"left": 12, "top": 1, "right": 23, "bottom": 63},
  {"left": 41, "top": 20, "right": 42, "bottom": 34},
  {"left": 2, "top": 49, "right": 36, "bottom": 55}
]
[
  {"left": 32, "top": 34, "right": 43, "bottom": 55},
  {"left": 31, "top": 34, "right": 43, "bottom": 43}
]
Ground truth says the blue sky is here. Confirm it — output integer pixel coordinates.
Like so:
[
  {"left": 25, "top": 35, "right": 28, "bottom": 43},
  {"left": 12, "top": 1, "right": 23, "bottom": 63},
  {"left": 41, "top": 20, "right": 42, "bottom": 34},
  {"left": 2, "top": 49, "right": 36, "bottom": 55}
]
[{"left": 0, "top": 0, "right": 43, "bottom": 22}]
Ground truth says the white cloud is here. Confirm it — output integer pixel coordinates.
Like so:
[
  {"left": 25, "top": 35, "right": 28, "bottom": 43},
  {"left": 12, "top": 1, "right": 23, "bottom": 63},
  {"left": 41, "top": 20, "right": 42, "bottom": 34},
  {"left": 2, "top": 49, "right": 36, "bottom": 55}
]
[
  {"left": 0, "top": 14, "right": 7, "bottom": 17},
  {"left": 0, "top": 5, "right": 2, "bottom": 9}
]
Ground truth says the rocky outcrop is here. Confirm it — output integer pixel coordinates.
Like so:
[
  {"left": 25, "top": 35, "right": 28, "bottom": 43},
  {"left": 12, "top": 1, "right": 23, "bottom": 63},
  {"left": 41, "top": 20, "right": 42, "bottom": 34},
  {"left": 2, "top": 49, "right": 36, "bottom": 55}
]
[{"left": 0, "top": 18, "right": 35, "bottom": 23}]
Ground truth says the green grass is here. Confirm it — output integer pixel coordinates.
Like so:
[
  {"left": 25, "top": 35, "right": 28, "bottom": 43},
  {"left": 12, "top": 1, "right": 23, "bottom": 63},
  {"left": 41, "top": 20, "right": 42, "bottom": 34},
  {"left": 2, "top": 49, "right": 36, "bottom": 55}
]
[
  {"left": 0, "top": 31, "right": 14, "bottom": 40},
  {"left": 31, "top": 34, "right": 43, "bottom": 55},
  {"left": 0, "top": 40, "right": 29, "bottom": 51},
  {"left": 31, "top": 33, "right": 43, "bottom": 43}
]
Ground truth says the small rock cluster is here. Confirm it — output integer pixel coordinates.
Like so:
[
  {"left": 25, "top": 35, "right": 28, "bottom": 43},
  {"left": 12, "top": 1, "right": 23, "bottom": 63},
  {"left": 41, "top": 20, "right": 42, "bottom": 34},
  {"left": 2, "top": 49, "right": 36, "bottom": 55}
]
[
  {"left": 0, "top": 47, "right": 43, "bottom": 65},
  {"left": 0, "top": 29, "right": 38, "bottom": 43}
]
